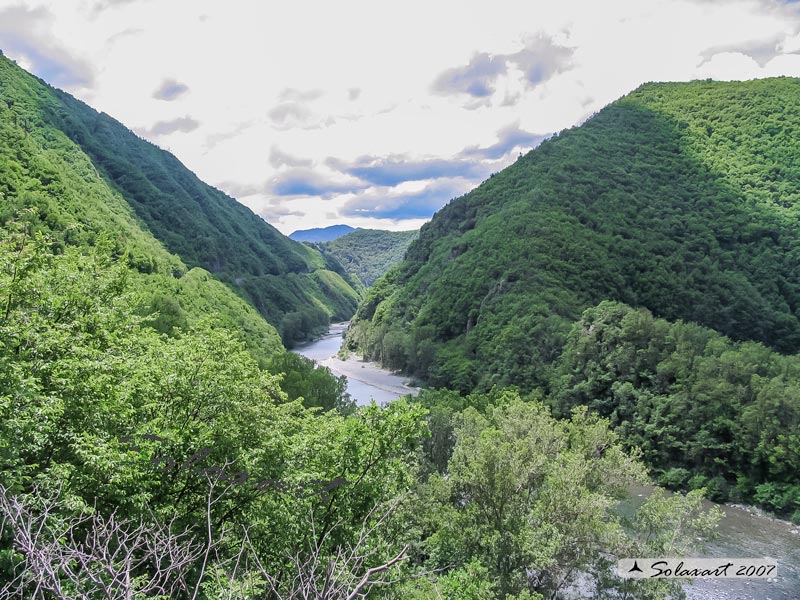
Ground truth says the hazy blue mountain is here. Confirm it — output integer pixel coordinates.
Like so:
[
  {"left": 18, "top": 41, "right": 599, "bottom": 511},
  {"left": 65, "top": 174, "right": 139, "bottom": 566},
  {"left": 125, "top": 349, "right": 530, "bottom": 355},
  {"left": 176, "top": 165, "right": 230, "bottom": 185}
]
[{"left": 290, "top": 224, "right": 359, "bottom": 242}]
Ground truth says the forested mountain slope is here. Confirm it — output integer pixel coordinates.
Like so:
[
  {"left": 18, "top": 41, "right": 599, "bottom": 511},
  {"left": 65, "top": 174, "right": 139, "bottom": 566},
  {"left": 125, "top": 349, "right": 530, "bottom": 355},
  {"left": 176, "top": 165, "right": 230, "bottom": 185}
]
[
  {"left": 350, "top": 78, "right": 800, "bottom": 387},
  {"left": 309, "top": 228, "right": 418, "bottom": 287},
  {"left": 347, "top": 79, "right": 800, "bottom": 512},
  {"left": 0, "top": 55, "right": 360, "bottom": 344},
  {"left": 0, "top": 51, "right": 731, "bottom": 600}
]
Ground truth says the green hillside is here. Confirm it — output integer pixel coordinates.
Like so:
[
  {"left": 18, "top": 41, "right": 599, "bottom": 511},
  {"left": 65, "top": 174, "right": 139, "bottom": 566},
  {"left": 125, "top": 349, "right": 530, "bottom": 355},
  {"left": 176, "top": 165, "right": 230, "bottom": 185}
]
[
  {"left": 350, "top": 78, "right": 800, "bottom": 384},
  {"left": 348, "top": 78, "right": 800, "bottom": 512},
  {"left": 0, "top": 48, "right": 734, "bottom": 600},
  {"left": 309, "top": 228, "right": 418, "bottom": 287},
  {"left": 0, "top": 54, "right": 360, "bottom": 344}
]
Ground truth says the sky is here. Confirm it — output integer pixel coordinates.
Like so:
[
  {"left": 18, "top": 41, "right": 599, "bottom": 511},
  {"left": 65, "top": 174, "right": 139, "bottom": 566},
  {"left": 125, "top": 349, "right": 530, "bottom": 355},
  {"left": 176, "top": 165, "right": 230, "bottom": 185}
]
[{"left": 1, "top": 0, "right": 800, "bottom": 234}]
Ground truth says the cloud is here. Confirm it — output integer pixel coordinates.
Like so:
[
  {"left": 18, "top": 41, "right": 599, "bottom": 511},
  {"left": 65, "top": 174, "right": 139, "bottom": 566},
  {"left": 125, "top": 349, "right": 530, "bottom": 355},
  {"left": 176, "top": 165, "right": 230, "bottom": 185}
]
[
  {"left": 461, "top": 124, "right": 549, "bottom": 160},
  {"left": 218, "top": 168, "right": 364, "bottom": 200},
  {"left": 105, "top": 28, "right": 144, "bottom": 46},
  {"left": 325, "top": 126, "right": 543, "bottom": 195},
  {"left": 268, "top": 169, "right": 365, "bottom": 197},
  {"left": 432, "top": 52, "right": 506, "bottom": 98},
  {"left": 0, "top": 6, "right": 94, "bottom": 89},
  {"left": 140, "top": 116, "right": 200, "bottom": 136},
  {"left": 508, "top": 35, "right": 574, "bottom": 85},
  {"left": 340, "top": 179, "right": 472, "bottom": 220},
  {"left": 91, "top": 0, "right": 141, "bottom": 14},
  {"left": 94, "top": 0, "right": 139, "bottom": 9},
  {"left": 694, "top": 51, "right": 762, "bottom": 80},
  {"left": 328, "top": 154, "right": 491, "bottom": 186},
  {"left": 268, "top": 91, "right": 337, "bottom": 130},
  {"left": 431, "top": 36, "right": 574, "bottom": 101},
  {"left": 220, "top": 124, "right": 543, "bottom": 209},
  {"left": 153, "top": 78, "right": 189, "bottom": 101},
  {"left": 203, "top": 121, "right": 254, "bottom": 149},
  {"left": 269, "top": 147, "right": 313, "bottom": 168},
  {"left": 699, "top": 34, "right": 789, "bottom": 68},
  {"left": 214, "top": 180, "right": 262, "bottom": 199},
  {"left": 279, "top": 88, "right": 324, "bottom": 102},
  {"left": 779, "top": 30, "right": 800, "bottom": 54},
  {"left": 348, "top": 87, "right": 361, "bottom": 101},
  {"left": 266, "top": 89, "right": 331, "bottom": 129},
  {"left": 257, "top": 204, "right": 304, "bottom": 222},
  {"left": 269, "top": 102, "right": 312, "bottom": 125}
]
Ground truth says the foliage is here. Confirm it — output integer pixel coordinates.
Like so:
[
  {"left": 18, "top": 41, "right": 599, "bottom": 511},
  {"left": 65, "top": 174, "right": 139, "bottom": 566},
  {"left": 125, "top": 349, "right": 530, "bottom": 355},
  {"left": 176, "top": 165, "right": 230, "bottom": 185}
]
[
  {"left": 0, "top": 54, "right": 360, "bottom": 343},
  {"left": 551, "top": 301, "right": 800, "bottom": 512},
  {"left": 347, "top": 78, "right": 800, "bottom": 512},
  {"left": 0, "top": 221, "right": 427, "bottom": 596},
  {"left": 267, "top": 351, "right": 354, "bottom": 413},
  {"left": 310, "top": 228, "right": 418, "bottom": 287},
  {"left": 0, "top": 55, "right": 738, "bottom": 598},
  {"left": 350, "top": 77, "right": 800, "bottom": 377},
  {"left": 392, "top": 389, "right": 720, "bottom": 599}
]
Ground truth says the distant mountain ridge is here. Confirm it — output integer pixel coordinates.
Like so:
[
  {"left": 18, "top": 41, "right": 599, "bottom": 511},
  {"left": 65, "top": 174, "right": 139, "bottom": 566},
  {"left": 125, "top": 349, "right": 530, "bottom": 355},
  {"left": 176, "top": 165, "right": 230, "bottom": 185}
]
[
  {"left": 290, "top": 224, "right": 359, "bottom": 242},
  {"left": 0, "top": 54, "right": 360, "bottom": 344}
]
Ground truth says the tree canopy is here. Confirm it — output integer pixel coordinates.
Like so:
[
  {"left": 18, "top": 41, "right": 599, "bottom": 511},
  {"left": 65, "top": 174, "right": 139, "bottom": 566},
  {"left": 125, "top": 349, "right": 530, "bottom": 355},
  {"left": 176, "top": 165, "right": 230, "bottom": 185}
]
[{"left": 348, "top": 78, "right": 800, "bottom": 515}]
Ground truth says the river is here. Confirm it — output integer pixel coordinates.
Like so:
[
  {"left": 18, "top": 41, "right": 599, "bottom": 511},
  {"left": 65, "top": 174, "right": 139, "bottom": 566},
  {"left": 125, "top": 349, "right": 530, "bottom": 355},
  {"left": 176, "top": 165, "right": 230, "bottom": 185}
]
[
  {"left": 295, "top": 324, "right": 799, "bottom": 599},
  {"left": 292, "top": 322, "right": 418, "bottom": 405},
  {"left": 625, "top": 485, "right": 800, "bottom": 600}
]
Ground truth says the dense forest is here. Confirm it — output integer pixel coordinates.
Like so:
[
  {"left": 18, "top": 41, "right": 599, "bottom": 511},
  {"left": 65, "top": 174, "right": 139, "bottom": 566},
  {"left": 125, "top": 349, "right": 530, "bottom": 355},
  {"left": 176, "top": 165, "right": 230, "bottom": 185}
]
[
  {"left": 308, "top": 228, "right": 419, "bottom": 287},
  {"left": 0, "top": 57, "right": 725, "bottom": 598},
  {"left": 0, "top": 55, "right": 360, "bottom": 345},
  {"left": 347, "top": 78, "right": 800, "bottom": 516},
  {"left": 0, "top": 226, "right": 717, "bottom": 597}
]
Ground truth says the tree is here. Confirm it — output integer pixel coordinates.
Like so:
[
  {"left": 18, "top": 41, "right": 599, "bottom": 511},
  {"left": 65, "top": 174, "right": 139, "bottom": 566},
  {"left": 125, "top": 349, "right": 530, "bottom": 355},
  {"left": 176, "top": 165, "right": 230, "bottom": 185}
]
[{"left": 399, "top": 392, "right": 720, "bottom": 599}]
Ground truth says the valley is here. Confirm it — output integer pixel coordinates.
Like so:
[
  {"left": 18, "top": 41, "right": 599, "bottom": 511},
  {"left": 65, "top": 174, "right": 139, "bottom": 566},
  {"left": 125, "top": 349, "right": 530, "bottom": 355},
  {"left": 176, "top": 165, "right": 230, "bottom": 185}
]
[
  {"left": 293, "top": 322, "right": 418, "bottom": 405},
  {"left": 301, "top": 326, "right": 800, "bottom": 599},
  {"left": 1, "top": 14, "right": 799, "bottom": 598}
]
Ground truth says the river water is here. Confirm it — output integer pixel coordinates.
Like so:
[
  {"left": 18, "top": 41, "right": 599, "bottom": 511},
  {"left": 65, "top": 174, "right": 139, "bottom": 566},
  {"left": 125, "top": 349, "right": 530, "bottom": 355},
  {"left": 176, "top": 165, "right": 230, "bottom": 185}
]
[
  {"left": 625, "top": 485, "right": 800, "bottom": 600},
  {"left": 292, "top": 322, "right": 418, "bottom": 406},
  {"left": 295, "top": 324, "right": 799, "bottom": 599}
]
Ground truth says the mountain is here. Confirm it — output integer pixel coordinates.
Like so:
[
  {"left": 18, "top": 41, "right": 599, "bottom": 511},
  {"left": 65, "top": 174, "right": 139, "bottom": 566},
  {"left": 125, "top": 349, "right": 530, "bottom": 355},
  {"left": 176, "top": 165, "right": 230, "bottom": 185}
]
[
  {"left": 350, "top": 78, "right": 800, "bottom": 386},
  {"left": 346, "top": 78, "right": 800, "bottom": 509},
  {"left": 309, "top": 229, "right": 418, "bottom": 287},
  {"left": 289, "top": 224, "right": 358, "bottom": 242},
  {"left": 0, "top": 55, "right": 360, "bottom": 345}
]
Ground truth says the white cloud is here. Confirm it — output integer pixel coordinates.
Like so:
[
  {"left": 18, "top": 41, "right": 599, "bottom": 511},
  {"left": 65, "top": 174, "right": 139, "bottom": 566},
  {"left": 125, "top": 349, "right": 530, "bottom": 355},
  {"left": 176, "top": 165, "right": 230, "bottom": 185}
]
[
  {"left": 0, "top": 4, "right": 94, "bottom": 88},
  {"left": 695, "top": 52, "right": 763, "bottom": 80},
  {"left": 778, "top": 30, "right": 800, "bottom": 54},
  {"left": 2, "top": 0, "right": 799, "bottom": 232}
]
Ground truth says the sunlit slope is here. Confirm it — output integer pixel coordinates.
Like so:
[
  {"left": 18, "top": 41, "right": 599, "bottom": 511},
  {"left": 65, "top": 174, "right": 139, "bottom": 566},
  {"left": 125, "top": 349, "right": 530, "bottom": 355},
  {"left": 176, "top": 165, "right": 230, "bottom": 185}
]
[{"left": 0, "top": 54, "right": 359, "bottom": 344}]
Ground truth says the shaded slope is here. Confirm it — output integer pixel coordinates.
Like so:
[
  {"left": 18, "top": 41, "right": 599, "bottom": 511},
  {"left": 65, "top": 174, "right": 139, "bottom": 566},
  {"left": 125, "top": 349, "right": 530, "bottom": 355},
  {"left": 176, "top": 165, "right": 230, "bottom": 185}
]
[
  {"left": 310, "top": 228, "right": 418, "bottom": 287},
  {"left": 348, "top": 78, "right": 800, "bottom": 390},
  {"left": 0, "top": 55, "right": 359, "bottom": 343}
]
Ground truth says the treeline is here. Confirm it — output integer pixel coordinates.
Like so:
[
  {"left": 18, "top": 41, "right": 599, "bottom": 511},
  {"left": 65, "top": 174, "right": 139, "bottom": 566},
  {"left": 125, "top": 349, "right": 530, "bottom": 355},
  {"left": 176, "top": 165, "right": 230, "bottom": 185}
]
[
  {"left": 0, "top": 219, "right": 417, "bottom": 596},
  {"left": 309, "top": 228, "right": 419, "bottom": 287},
  {"left": 349, "top": 298, "right": 800, "bottom": 519},
  {"left": 552, "top": 301, "right": 800, "bottom": 517}
]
